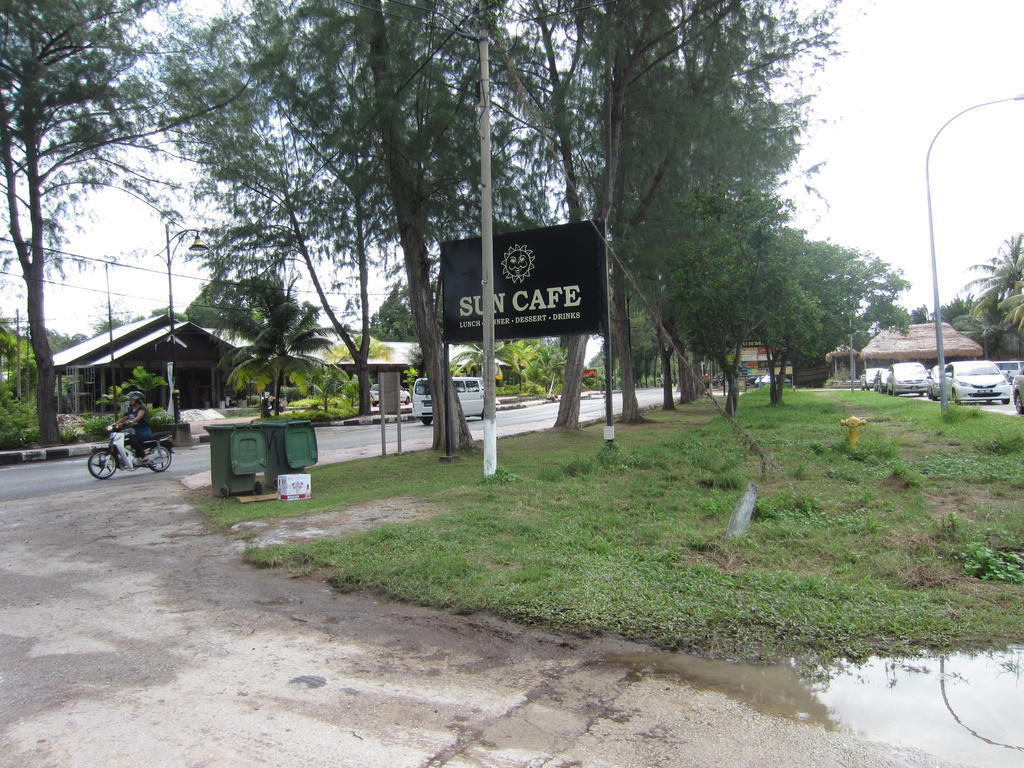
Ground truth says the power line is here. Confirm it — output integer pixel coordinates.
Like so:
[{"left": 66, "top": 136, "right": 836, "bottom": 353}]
[
  {"left": 0, "top": 269, "right": 371, "bottom": 327},
  {"left": 507, "top": 0, "right": 621, "bottom": 25},
  {"left": 0, "top": 237, "right": 391, "bottom": 300}
]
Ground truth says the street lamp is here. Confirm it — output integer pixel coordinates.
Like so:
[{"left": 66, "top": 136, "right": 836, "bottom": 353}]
[
  {"left": 164, "top": 225, "right": 208, "bottom": 425},
  {"left": 925, "top": 94, "right": 1024, "bottom": 413}
]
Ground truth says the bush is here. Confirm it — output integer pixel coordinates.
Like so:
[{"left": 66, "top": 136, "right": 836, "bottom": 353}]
[
  {"left": 0, "top": 386, "right": 38, "bottom": 450},
  {"left": 496, "top": 382, "right": 546, "bottom": 397},
  {"left": 82, "top": 416, "right": 114, "bottom": 440},
  {"left": 260, "top": 406, "right": 354, "bottom": 423},
  {"left": 977, "top": 433, "right": 1024, "bottom": 455},
  {"left": 960, "top": 544, "right": 1024, "bottom": 584}
]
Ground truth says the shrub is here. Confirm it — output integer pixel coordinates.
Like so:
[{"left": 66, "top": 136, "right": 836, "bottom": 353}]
[
  {"left": 0, "top": 386, "right": 38, "bottom": 450},
  {"left": 756, "top": 492, "right": 825, "bottom": 521},
  {"left": 482, "top": 467, "right": 521, "bottom": 484},
  {"left": 696, "top": 469, "right": 745, "bottom": 490},
  {"left": 260, "top": 406, "right": 354, "bottom": 423},
  {"left": 977, "top": 433, "right": 1024, "bottom": 455},
  {"left": 941, "top": 405, "right": 982, "bottom": 424},
  {"left": 960, "top": 544, "right": 1024, "bottom": 584},
  {"left": 82, "top": 416, "right": 114, "bottom": 440}
]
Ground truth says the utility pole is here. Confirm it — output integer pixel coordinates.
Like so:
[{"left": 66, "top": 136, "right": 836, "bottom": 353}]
[
  {"left": 479, "top": 1, "right": 496, "bottom": 476},
  {"left": 165, "top": 224, "right": 178, "bottom": 425},
  {"left": 849, "top": 322, "right": 855, "bottom": 393},
  {"left": 106, "top": 263, "right": 115, "bottom": 365},
  {"left": 15, "top": 309, "right": 21, "bottom": 400}
]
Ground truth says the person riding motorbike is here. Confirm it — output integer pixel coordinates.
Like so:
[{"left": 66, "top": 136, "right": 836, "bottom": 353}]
[{"left": 110, "top": 390, "right": 153, "bottom": 466}]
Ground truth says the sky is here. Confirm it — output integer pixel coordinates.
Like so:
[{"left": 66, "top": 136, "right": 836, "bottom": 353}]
[
  {"left": 5, "top": 0, "right": 1024, "bottom": 339},
  {"left": 785, "top": 0, "right": 1024, "bottom": 314}
]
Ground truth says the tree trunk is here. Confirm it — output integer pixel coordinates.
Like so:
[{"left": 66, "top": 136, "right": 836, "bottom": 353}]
[
  {"left": 724, "top": 368, "right": 739, "bottom": 416},
  {"left": 659, "top": 331, "right": 675, "bottom": 410},
  {"left": 355, "top": 202, "right": 373, "bottom": 417},
  {"left": 8, "top": 135, "right": 58, "bottom": 444},
  {"left": 612, "top": 262, "right": 642, "bottom": 422},
  {"left": 26, "top": 259, "right": 57, "bottom": 444},
  {"left": 274, "top": 370, "right": 284, "bottom": 415},
  {"left": 553, "top": 334, "right": 587, "bottom": 428},
  {"left": 365, "top": 1, "right": 470, "bottom": 450}
]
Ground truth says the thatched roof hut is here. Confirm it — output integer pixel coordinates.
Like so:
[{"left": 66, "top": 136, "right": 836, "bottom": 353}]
[
  {"left": 825, "top": 345, "right": 857, "bottom": 363},
  {"left": 860, "top": 323, "right": 982, "bottom": 364}
]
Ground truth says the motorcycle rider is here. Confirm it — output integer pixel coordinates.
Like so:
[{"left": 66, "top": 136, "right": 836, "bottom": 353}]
[{"left": 110, "top": 390, "right": 153, "bottom": 466}]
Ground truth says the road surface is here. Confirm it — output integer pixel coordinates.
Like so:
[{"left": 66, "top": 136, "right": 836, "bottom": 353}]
[{"left": 0, "top": 389, "right": 667, "bottom": 502}]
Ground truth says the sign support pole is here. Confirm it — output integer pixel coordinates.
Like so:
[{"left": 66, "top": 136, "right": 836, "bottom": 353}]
[
  {"left": 603, "top": 250, "right": 614, "bottom": 444},
  {"left": 441, "top": 343, "right": 456, "bottom": 462},
  {"left": 479, "top": 2, "right": 497, "bottom": 476}
]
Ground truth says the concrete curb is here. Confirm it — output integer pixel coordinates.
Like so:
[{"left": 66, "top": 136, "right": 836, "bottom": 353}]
[{"left": 0, "top": 443, "right": 97, "bottom": 465}]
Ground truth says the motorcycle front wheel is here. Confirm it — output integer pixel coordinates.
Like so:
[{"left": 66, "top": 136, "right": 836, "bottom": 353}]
[
  {"left": 147, "top": 444, "right": 172, "bottom": 473},
  {"left": 87, "top": 449, "right": 117, "bottom": 479}
]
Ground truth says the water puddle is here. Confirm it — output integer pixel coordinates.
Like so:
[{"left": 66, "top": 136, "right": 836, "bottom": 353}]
[{"left": 603, "top": 646, "right": 1024, "bottom": 768}]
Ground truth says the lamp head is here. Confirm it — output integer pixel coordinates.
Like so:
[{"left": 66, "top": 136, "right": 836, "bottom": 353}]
[{"left": 188, "top": 235, "right": 208, "bottom": 253}]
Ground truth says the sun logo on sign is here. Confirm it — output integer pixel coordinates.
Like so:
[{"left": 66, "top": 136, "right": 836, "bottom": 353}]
[{"left": 501, "top": 243, "right": 535, "bottom": 284}]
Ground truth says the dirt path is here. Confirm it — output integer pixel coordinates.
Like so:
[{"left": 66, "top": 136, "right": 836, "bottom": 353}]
[{"left": 0, "top": 481, "right": 967, "bottom": 767}]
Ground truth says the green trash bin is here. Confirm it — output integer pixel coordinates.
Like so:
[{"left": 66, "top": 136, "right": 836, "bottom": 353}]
[
  {"left": 255, "top": 420, "right": 318, "bottom": 490},
  {"left": 205, "top": 423, "right": 268, "bottom": 497}
]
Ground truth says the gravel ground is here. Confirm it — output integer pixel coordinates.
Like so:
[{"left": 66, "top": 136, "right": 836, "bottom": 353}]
[{"left": 0, "top": 480, "right": 971, "bottom": 768}]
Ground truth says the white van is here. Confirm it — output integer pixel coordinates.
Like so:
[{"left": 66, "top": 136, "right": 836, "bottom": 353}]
[{"left": 412, "top": 377, "right": 484, "bottom": 425}]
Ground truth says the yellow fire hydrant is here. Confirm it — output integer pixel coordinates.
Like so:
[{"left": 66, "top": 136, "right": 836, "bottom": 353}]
[{"left": 840, "top": 416, "right": 868, "bottom": 449}]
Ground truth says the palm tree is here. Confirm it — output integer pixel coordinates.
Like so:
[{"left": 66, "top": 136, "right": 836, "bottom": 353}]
[
  {"left": 496, "top": 340, "right": 536, "bottom": 391},
  {"left": 326, "top": 335, "right": 393, "bottom": 364},
  {"left": 966, "top": 235, "right": 1024, "bottom": 357},
  {"left": 293, "top": 364, "right": 350, "bottom": 411},
  {"left": 968, "top": 235, "right": 1024, "bottom": 307},
  {"left": 526, "top": 343, "right": 566, "bottom": 397},
  {"left": 452, "top": 344, "right": 485, "bottom": 376},
  {"left": 224, "top": 278, "right": 333, "bottom": 415}
]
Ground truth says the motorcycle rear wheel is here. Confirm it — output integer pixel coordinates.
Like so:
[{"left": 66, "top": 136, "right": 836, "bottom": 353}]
[
  {"left": 87, "top": 449, "right": 117, "bottom": 479},
  {"left": 147, "top": 444, "right": 172, "bottom": 472}
]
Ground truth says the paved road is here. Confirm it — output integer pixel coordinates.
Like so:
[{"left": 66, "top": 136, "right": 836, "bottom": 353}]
[{"left": 0, "top": 389, "right": 668, "bottom": 502}]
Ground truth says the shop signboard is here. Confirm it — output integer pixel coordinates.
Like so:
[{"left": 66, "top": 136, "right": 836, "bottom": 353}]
[{"left": 441, "top": 221, "right": 606, "bottom": 343}]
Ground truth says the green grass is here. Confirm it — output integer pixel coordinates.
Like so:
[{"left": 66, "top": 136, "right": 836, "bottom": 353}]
[{"left": 200, "top": 388, "right": 1024, "bottom": 663}]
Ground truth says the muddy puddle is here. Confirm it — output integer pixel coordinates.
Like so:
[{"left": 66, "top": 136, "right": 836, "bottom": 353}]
[{"left": 602, "top": 646, "right": 1024, "bottom": 767}]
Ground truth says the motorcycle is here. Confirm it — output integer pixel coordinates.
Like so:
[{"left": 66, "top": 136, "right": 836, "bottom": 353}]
[{"left": 87, "top": 425, "right": 174, "bottom": 479}]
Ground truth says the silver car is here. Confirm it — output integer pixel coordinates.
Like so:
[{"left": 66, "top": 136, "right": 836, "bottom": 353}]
[
  {"left": 944, "top": 360, "right": 1011, "bottom": 405},
  {"left": 884, "top": 362, "right": 929, "bottom": 396},
  {"left": 860, "top": 367, "right": 885, "bottom": 391},
  {"left": 993, "top": 360, "right": 1024, "bottom": 384},
  {"left": 925, "top": 365, "right": 943, "bottom": 400}
]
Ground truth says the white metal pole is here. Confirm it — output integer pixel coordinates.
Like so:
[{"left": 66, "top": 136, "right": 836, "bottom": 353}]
[
  {"left": 165, "top": 224, "right": 177, "bottom": 424},
  {"left": 926, "top": 94, "right": 1024, "bottom": 414},
  {"left": 479, "top": 2, "right": 497, "bottom": 476}
]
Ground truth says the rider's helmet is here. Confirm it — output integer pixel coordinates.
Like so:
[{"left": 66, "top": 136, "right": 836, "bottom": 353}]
[{"left": 125, "top": 390, "right": 144, "bottom": 403}]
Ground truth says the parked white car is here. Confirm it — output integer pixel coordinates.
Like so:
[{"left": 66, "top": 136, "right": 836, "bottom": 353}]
[
  {"left": 860, "top": 367, "right": 886, "bottom": 391},
  {"left": 884, "top": 362, "right": 929, "bottom": 396},
  {"left": 943, "top": 360, "right": 1011, "bottom": 405},
  {"left": 993, "top": 360, "right": 1024, "bottom": 383},
  {"left": 412, "top": 376, "right": 485, "bottom": 425},
  {"left": 370, "top": 383, "right": 411, "bottom": 406},
  {"left": 925, "top": 365, "right": 943, "bottom": 401},
  {"left": 1014, "top": 374, "right": 1024, "bottom": 415}
]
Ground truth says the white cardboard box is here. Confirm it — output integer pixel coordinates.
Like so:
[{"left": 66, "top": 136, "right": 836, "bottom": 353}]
[{"left": 278, "top": 473, "right": 311, "bottom": 501}]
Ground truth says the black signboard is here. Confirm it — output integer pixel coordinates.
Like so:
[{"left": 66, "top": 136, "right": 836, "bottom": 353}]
[{"left": 441, "top": 220, "right": 606, "bottom": 343}]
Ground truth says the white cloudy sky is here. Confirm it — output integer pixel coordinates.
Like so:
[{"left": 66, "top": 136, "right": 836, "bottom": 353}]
[
  {"left": 786, "top": 0, "right": 1024, "bottom": 312},
  {"left": 5, "top": 0, "right": 1024, "bottom": 337}
]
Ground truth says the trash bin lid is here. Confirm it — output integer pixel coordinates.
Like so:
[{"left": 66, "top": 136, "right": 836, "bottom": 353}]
[
  {"left": 231, "top": 428, "right": 267, "bottom": 473},
  {"left": 284, "top": 423, "right": 318, "bottom": 467}
]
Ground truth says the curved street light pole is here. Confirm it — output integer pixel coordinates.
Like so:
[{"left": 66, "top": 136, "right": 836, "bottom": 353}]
[
  {"left": 164, "top": 225, "right": 207, "bottom": 425},
  {"left": 926, "top": 94, "right": 1024, "bottom": 413}
]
